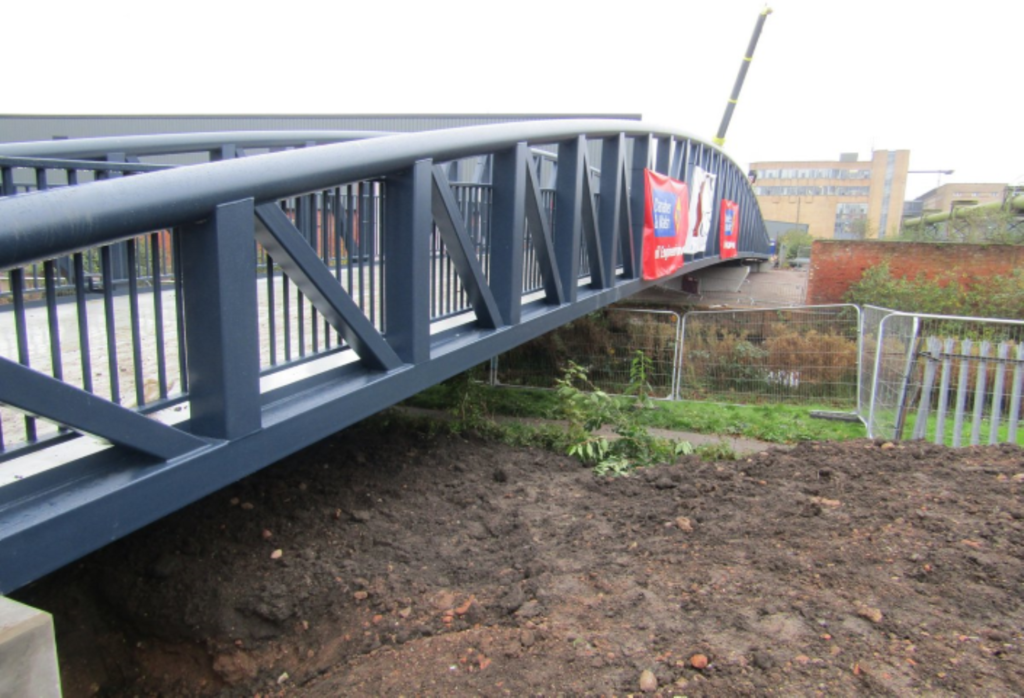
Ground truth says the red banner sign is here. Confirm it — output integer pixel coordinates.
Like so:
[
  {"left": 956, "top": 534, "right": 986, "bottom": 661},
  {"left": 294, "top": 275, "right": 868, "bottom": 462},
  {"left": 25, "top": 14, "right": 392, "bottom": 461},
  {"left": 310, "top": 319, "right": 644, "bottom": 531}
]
[
  {"left": 642, "top": 169, "right": 690, "bottom": 280},
  {"left": 719, "top": 199, "right": 739, "bottom": 260}
]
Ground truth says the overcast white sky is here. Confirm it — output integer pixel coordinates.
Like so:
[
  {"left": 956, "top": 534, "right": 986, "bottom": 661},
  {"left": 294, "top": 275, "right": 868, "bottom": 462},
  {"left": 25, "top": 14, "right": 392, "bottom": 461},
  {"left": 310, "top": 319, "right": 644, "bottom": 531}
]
[{"left": 3, "top": 0, "right": 1021, "bottom": 198}]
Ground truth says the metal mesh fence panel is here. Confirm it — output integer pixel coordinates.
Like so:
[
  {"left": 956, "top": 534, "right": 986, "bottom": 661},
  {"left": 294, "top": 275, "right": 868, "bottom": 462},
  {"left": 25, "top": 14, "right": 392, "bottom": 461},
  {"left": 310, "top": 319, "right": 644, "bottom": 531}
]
[
  {"left": 859, "top": 305, "right": 896, "bottom": 418},
  {"left": 869, "top": 312, "right": 1024, "bottom": 446},
  {"left": 678, "top": 305, "right": 860, "bottom": 407},
  {"left": 494, "top": 308, "right": 681, "bottom": 398}
]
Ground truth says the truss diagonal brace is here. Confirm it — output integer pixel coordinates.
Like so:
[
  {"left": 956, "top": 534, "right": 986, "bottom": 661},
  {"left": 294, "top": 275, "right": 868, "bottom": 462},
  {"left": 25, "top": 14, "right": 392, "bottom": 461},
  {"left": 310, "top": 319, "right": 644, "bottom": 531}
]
[
  {"left": 430, "top": 166, "right": 503, "bottom": 329},
  {"left": 580, "top": 147, "right": 608, "bottom": 289},
  {"left": 254, "top": 203, "right": 402, "bottom": 372},
  {"left": 524, "top": 158, "right": 565, "bottom": 305},
  {"left": 0, "top": 357, "right": 207, "bottom": 460}
]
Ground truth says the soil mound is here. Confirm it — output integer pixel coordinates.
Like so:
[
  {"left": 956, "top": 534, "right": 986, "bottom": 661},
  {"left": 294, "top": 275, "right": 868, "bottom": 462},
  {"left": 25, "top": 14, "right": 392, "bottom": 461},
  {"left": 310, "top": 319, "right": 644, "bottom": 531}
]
[{"left": 15, "top": 414, "right": 1024, "bottom": 696}]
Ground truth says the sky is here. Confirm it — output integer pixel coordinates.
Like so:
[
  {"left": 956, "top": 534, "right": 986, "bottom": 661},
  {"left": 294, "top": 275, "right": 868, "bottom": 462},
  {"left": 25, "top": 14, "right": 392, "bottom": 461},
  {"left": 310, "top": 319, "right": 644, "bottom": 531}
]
[{"left": 3, "top": 0, "right": 1021, "bottom": 199}]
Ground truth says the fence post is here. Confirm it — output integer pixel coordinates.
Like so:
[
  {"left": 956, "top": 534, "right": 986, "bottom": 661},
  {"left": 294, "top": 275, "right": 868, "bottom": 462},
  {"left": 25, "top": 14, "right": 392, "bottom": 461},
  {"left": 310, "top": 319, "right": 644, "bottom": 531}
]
[{"left": 180, "top": 198, "right": 261, "bottom": 440}]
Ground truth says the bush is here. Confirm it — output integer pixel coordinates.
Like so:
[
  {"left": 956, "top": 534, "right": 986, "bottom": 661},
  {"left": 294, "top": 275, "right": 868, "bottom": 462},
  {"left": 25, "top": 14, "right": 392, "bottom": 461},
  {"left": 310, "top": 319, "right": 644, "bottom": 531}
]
[{"left": 844, "top": 261, "right": 1024, "bottom": 320}]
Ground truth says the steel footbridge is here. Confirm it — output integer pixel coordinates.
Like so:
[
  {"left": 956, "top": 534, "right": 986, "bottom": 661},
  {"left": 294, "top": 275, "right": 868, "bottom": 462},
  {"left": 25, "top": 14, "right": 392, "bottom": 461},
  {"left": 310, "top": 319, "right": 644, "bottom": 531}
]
[{"left": 0, "top": 120, "right": 769, "bottom": 591}]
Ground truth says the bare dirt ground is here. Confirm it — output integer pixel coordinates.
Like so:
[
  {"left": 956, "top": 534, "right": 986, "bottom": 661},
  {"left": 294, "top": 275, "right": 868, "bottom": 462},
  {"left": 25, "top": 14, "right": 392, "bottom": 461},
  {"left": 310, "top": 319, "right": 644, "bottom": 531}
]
[{"left": 13, "top": 412, "right": 1024, "bottom": 697}]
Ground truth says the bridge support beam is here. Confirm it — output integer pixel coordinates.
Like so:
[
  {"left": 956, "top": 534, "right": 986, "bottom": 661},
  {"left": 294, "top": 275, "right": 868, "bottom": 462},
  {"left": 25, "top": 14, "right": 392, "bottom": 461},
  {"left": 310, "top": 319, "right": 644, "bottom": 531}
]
[
  {"left": 628, "top": 136, "right": 653, "bottom": 279},
  {"left": 554, "top": 136, "right": 586, "bottom": 303},
  {"left": 384, "top": 160, "right": 432, "bottom": 363},
  {"left": 181, "top": 198, "right": 262, "bottom": 440},
  {"left": 490, "top": 144, "right": 527, "bottom": 325},
  {"left": 598, "top": 133, "right": 629, "bottom": 286},
  {"left": 0, "top": 596, "right": 62, "bottom": 698}
]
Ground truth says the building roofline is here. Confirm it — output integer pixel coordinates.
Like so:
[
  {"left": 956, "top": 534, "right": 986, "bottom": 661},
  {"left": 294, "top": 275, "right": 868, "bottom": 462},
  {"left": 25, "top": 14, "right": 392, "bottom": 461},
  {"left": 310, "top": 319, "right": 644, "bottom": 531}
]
[{"left": 0, "top": 113, "right": 644, "bottom": 120}]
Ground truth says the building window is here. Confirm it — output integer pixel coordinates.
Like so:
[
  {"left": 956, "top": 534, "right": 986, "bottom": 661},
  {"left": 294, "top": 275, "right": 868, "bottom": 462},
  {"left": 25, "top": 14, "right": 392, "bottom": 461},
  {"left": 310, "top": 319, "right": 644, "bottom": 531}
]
[{"left": 834, "top": 203, "right": 869, "bottom": 239}]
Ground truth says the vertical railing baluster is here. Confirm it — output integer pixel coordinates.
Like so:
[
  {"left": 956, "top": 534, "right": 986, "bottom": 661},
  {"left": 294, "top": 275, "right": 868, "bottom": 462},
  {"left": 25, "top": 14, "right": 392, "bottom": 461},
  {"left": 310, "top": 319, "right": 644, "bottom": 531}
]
[
  {"left": 355, "top": 182, "right": 366, "bottom": 316},
  {"left": 172, "top": 229, "right": 188, "bottom": 394},
  {"left": 127, "top": 239, "right": 145, "bottom": 406},
  {"left": 344, "top": 184, "right": 355, "bottom": 330},
  {"left": 297, "top": 278, "right": 305, "bottom": 358},
  {"left": 43, "top": 260, "right": 63, "bottom": 383},
  {"left": 282, "top": 271, "right": 291, "bottom": 363},
  {"left": 73, "top": 253, "right": 93, "bottom": 394},
  {"left": 100, "top": 246, "right": 121, "bottom": 404},
  {"left": 151, "top": 232, "right": 168, "bottom": 399},
  {"left": 296, "top": 195, "right": 307, "bottom": 358},
  {"left": 266, "top": 253, "right": 277, "bottom": 366},
  {"left": 369, "top": 182, "right": 378, "bottom": 329},
  {"left": 322, "top": 188, "right": 331, "bottom": 351}
]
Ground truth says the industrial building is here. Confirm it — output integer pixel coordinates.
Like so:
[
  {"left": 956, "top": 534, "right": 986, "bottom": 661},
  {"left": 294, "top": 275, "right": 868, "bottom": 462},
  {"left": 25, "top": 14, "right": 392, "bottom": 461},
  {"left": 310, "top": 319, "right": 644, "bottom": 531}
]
[{"left": 750, "top": 150, "right": 910, "bottom": 239}]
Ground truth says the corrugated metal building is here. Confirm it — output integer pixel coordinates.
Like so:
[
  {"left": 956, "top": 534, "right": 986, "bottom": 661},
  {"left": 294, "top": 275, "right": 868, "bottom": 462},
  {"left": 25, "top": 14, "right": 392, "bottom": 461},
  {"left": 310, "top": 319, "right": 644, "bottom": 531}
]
[
  {"left": 0, "top": 114, "right": 641, "bottom": 143},
  {"left": 0, "top": 113, "right": 640, "bottom": 190}
]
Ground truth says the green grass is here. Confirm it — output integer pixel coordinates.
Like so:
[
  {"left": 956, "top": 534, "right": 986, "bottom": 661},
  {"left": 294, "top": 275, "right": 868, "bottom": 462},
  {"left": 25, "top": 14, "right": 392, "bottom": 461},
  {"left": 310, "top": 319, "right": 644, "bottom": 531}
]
[
  {"left": 870, "top": 408, "right": 1024, "bottom": 446},
  {"left": 404, "top": 381, "right": 867, "bottom": 444}
]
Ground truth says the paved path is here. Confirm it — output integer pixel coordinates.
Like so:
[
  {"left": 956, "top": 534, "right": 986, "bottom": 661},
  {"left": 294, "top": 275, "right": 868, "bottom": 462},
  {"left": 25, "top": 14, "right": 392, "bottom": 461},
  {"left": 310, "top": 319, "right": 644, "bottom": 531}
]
[{"left": 397, "top": 406, "right": 781, "bottom": 456}]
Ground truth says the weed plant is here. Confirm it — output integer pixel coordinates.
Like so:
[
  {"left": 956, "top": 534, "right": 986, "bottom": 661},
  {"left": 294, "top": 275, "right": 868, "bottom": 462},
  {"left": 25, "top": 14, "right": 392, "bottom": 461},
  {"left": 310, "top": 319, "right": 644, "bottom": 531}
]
[{"left": 556, "top": 355, "right": 694, "bottom": 475}]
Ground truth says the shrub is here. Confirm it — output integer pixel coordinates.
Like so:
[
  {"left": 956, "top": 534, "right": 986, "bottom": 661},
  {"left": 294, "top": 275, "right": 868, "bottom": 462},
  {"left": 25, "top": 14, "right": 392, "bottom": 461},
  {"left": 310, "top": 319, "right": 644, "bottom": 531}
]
[{"left": 844, "top": 262, "right": 1024, "bottom": 320}]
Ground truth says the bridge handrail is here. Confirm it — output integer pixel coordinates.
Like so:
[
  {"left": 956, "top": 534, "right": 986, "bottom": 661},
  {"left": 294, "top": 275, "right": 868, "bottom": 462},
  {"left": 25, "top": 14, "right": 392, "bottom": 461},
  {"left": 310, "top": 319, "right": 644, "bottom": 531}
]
[
  {"left": 0, "top": 119, "right": 756, "bottom": 270},
  {"left": 0, "top": 130, "right": 389, "bottom": 160}
]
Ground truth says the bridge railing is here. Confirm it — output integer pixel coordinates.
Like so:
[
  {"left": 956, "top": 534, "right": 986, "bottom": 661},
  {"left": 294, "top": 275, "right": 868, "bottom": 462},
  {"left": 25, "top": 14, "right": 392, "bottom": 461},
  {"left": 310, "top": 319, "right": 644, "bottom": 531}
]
[{"left": 0, "top": 120, "right": 769, "bottom": 591}]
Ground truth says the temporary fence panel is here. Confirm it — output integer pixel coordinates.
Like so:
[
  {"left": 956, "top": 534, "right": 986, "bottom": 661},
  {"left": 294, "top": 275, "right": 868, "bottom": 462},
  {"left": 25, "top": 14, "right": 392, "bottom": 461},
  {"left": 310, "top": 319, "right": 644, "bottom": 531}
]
[
  {"left": 870, "top": 311, "right": 1024, "bottom": 446},
  {"left": 859, "top": 305, "right": 897, "bottom": 421},
  {"left": 678, "top": 304, "right": 861, "bottom": 408},
  {"left": 493, "top": 308, "right": 681, "bottom": 399}
]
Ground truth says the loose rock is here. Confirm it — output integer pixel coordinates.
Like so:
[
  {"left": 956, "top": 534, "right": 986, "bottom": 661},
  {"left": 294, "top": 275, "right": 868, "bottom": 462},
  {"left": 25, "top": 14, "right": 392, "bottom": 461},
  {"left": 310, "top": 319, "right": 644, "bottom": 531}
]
[{"left": 639, "top": 668, "right": 658, "bottom": 692}]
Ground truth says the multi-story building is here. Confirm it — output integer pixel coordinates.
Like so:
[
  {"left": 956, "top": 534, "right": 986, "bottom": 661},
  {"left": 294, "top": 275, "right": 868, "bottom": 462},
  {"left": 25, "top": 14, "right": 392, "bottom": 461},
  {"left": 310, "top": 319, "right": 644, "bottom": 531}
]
[
  {"left": 913, "top": 182, "right": 1007, "bottom": 214},
  {"left": 750, "top": 150, "right": 910, "bottom": 239}
]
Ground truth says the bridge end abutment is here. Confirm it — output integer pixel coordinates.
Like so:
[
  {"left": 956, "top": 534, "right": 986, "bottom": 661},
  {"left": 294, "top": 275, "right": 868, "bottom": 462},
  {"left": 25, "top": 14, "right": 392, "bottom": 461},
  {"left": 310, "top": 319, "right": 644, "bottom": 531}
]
[{"left": 0, "top": 596, "right": 62, "bottom": 697}]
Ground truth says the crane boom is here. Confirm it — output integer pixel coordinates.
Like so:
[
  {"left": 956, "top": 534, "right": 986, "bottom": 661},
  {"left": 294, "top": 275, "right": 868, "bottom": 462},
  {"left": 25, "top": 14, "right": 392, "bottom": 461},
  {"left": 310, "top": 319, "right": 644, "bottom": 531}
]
[{"left": 714, "top": 6, "right": 772, "bottom": 148}]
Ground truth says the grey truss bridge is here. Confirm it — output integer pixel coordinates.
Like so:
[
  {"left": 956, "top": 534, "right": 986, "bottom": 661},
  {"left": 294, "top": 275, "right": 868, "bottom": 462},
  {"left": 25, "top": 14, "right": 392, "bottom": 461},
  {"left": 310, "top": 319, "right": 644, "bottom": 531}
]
[{"left": 0, "top": 120, "right": 769, "bottom": 591}]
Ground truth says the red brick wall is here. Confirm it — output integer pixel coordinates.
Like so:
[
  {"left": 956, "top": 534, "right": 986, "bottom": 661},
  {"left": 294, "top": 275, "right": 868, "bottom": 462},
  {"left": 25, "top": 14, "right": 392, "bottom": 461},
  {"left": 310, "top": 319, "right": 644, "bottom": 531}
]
[{"left": 807, "top": 241, "right": 1024, "bottom": 305}]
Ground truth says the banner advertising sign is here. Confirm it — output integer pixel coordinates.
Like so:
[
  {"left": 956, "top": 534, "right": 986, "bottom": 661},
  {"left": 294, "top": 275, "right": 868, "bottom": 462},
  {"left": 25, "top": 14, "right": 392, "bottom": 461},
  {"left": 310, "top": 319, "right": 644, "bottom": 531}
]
[
  {"left": 685, "top": 166, "right": 717, "bottom": 255},
  {"left": 719, "top": 199, "right": 740, "bottom": 259},
  {"left": 642, "top": 169, "right": 689, "bottom": 280}
]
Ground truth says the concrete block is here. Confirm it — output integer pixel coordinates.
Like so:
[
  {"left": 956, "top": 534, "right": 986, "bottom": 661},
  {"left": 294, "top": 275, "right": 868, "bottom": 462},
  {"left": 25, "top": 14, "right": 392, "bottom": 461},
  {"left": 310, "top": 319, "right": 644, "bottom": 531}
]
[{"left": 0, "top": 596, "right": 62, "bottom": 698}]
